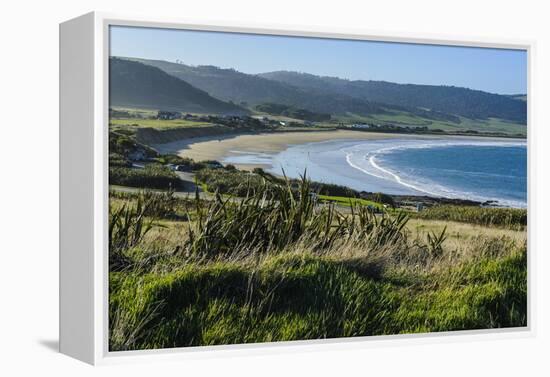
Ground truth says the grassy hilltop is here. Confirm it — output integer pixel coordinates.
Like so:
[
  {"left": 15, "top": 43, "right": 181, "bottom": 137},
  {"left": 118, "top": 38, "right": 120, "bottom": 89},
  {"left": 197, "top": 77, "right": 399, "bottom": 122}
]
[{"left": 108, "top": 176, "right": 526, "bottom": 351}]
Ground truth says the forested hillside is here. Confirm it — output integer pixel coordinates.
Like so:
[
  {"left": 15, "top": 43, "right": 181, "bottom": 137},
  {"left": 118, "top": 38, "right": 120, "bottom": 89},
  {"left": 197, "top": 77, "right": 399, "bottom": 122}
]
[
  {"left": 109, "top": 58, "right": 247, "bottom": 115},
  {"left": 259, "top": 71, "right": 527, "bottom": 123},
  {"left": 115, "top": 57, "right": 526, "bottom": 125}
]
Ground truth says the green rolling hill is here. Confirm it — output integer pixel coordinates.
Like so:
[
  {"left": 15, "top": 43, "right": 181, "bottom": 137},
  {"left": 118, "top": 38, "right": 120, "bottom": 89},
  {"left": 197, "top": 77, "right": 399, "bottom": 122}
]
[
  {"left": 112, "top": 57, "right": 526, "bottom": 134},
  {"left": 109, "top": 58, "right": 247, "bottom": 115}
]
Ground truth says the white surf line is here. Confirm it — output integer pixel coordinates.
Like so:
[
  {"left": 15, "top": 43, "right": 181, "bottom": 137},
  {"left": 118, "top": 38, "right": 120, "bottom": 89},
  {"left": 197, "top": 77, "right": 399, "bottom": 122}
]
[
  {"left": 345, "top": 139, "right": 526, "bottom": 206},
  {"left": 346, "top": 148, "right": 442, "bottom": 196},
  {"left": 368, "top": 155, "right": 443, "bottom": 197},
  {"left": 228, "top": 150, "right": 273, "bottom": 156},
  {"left": 345, "top": 152, "right": 387, "bottom": 180},
  {"left": 351, "top": 139, "right": 525, "bottom": 193},
  {"left": 368, "top": 152, "right": 526, "bottom": 207}
]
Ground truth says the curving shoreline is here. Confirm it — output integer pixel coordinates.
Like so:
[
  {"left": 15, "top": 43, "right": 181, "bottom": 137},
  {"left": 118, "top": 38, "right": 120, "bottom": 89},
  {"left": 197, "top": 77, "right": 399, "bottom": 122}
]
[
  {"left": 151, "top": 130, "right": 526, "bottom": 207},
  {"left": 153, "top": 130, "right": 423, "bottom": 169},
  {"left": 152, "top": 129, "right": 524, "bottom": 169}
]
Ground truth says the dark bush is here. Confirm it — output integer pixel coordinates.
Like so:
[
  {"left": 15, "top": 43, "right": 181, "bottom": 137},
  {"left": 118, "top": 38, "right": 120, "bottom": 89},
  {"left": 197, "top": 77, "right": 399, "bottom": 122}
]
[
  {"left": 361, "top": 192, "right": 396, "bottom": 208},
  {"left": 157, "top": 154, "right": 206, "bottom": 171},
  {"left": 109, "top": 153, "right": 132, "bottom": 168},
  {"left": 109, "top": 164, "right": 180, "bottom": 189},
  {"left": 109, "top": 131, "right": 158, "bottom": 158}
]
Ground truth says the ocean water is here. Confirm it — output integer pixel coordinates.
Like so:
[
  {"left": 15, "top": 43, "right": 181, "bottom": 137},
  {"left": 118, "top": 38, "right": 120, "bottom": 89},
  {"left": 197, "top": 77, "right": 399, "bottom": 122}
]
[{"left": 224, "top": 137, "right": 527, "bottom": 208}]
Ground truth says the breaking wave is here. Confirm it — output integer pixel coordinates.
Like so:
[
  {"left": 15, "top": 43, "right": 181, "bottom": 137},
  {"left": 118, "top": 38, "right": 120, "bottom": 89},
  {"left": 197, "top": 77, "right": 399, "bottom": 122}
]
[{"left": 343, "top": 139, "right": 527, "bottom": 207}]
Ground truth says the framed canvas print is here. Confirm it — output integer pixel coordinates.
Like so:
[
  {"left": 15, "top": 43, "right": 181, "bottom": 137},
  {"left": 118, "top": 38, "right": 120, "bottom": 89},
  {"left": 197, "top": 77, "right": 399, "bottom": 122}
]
[{"left": 60, "top": 12, "right": 533, "bottom": 365}]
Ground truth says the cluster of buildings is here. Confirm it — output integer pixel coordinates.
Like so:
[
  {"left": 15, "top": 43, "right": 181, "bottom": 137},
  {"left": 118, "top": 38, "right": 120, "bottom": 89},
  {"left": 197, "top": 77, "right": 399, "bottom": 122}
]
[{"left": 156, "top": 111, "right": 198, "bottom": 120}]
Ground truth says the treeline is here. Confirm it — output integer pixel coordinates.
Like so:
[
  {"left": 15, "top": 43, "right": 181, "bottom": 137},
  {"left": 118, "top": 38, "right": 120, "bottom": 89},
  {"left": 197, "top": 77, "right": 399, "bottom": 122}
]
[
  {"left": 256, "top": 103, "right": 331, "bottom": 122},
  {"left": 410, "top": 205, "right": 527, "bottom": 229},
  {"left": 109, "top": 129, "right": 158, "bottom": 158},
  {"left": 354, "top": 81, "right": 527, "bottom": 124},
  {"left": 110, "top": 164, "right": 180, "bottom": 189}
]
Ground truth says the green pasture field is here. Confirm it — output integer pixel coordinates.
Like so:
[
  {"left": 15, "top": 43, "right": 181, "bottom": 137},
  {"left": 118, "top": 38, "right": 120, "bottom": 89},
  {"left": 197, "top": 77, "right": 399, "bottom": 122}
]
[
  {"left": 110, "top": 117, "right": 214, "bottom": 129},
  {"left": 336, "top": 112, "right": 526, "bottom": 136},
  {"left": 317, "top": 194, "right": 383, "bottom": 209}
]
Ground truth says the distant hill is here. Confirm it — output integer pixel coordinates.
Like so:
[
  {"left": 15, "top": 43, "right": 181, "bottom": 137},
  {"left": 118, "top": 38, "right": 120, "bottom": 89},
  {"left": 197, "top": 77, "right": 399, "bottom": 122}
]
[
  {"left": 119, "top": 57, "right": 390, "bottom": 117},
  {"left": 114, "top": 57, "right": 526, "bottom": 125},
  {"left": 258, "top": 71, "right": 527, "bottom": 124},
  {"left": 109, "top": 58, "right": 246, "bottom": 115}
]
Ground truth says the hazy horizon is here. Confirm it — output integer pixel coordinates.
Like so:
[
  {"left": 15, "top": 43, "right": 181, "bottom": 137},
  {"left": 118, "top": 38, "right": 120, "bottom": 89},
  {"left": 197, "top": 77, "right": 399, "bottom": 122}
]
[{"left": 110, "top": 25, "right": 527, "bottom": 95}]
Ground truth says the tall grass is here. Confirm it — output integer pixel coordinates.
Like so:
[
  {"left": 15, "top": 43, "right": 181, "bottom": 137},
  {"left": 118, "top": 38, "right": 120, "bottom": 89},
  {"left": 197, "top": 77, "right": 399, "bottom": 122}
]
[
  {"left": 411, "top": 205, "right": 527, "bottom": 230},
  {"left": 108, "top": 176, "right": 527, "bottom": 351},
  {"left": 109, "top": 195, "right": 154, "bottom": 271},
  {"left": 110, "top": 189, "right": 196, "bottom": 219},
  {"left": 185, "top": 174, "right": 408, "bottom": 259},
  {"left": 109, "top": 243, "right": 526, "bottom": 350},
  {"left": 196, "top": 168, "right": 360, "bottom": 198}
]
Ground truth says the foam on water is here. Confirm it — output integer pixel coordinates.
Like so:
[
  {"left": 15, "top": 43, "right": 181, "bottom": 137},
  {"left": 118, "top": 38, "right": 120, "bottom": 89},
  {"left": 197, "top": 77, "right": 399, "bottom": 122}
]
[{"left": 342, "top": 139, "right": 526, "bottom": 207}]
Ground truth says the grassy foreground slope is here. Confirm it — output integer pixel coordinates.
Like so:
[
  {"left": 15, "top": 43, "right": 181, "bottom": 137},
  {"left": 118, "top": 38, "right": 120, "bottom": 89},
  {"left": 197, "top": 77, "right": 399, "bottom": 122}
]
[
  {"left": 110, "top": 248, "right": 525, "bottom": 350},
  {"left": 108, "top": 177, "right": 527, "bottom": 351}
]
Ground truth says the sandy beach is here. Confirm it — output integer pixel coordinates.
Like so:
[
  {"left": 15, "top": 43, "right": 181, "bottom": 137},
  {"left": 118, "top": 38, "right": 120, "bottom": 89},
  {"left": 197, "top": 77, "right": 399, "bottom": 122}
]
[
  {"left": 152, "top": 130, "right": 526, "bottom": 206},
  {"left": 152, "top": 130, "right": 398, "bottom": 169}
]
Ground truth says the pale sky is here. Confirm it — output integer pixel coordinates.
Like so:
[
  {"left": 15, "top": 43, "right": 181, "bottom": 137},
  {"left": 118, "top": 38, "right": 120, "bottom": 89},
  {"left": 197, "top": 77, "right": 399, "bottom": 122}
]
[{"left": 110, "top": 25, "right": 527, "bottom": 95}]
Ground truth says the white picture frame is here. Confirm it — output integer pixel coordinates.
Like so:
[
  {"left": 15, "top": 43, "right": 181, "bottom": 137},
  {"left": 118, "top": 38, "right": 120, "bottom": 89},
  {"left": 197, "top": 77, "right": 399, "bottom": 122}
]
[{"left": 59, "top": 11, "right": 535, "bottom": 365}]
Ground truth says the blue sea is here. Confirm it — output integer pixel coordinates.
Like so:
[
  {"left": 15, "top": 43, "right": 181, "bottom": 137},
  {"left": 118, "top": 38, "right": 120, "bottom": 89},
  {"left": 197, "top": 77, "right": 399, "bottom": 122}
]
[{"left": 224, "top": 137, "right": 527, "bottom": 208}]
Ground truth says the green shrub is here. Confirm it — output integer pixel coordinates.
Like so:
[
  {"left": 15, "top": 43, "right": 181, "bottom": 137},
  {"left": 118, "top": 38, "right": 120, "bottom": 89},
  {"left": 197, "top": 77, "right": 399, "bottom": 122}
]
[
  {"left": 109, "top": 153, "right": 132, "bottom": 167},
  {"left": 361, "top": 192, "right": 396, "bottom": 208},
  {"left": 411, "top": 205, "right": 527, "bottom": 229},
  {"left": 156, "top": 154, "right": 207, "bottom": 171},
  {"left": 255, "top": 103, "right": 331, "bottom": 122},
  {"left": 109, "top": 130, "right": 157, "bottom": 158},
  {"left": 109, "top": 164, "right": 180, "bottom": 189}
]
